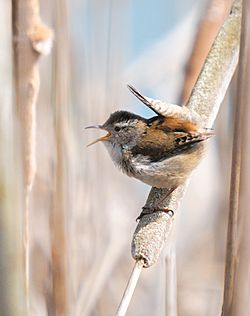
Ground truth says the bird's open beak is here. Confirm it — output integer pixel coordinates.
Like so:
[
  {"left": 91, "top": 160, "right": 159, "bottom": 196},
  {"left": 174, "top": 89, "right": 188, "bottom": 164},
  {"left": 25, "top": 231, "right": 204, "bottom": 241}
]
[{"left": 85, "top": 125, "right": 112, "bottom": 147}]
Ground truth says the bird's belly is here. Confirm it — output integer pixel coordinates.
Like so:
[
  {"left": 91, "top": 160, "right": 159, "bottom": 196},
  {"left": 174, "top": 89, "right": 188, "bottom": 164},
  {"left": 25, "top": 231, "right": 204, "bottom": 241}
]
[
  {"left": 130, "top": 148, "right": 204, "bottom": 188},
  {"left": 132, "top": 161, "right": 183, "bottom": 188}
]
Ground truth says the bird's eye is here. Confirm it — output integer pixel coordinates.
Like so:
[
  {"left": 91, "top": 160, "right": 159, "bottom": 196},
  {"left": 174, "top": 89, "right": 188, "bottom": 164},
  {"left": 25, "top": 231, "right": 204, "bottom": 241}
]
[{"left": 114, "top": 126, "right": 121, "bottom": 132}]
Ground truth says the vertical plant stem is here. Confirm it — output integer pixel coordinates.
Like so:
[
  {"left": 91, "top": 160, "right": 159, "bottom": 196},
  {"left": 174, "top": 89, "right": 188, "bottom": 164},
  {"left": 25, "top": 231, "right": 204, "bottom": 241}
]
[
  {"left": 222, "top": 1, "right": 250, "bottom": 315},
  {"left": 180, "top": 0, "right": 233, "bottom": 104},
  {"left": 12, "top": 0, "right": 53, "bottom": 311},
  {"left": 168, "top": 3, "right": 234, "bottom": 315},
  {"left": 51, "top": 0, "right": 70, "bottom": 314},
  {"left": 165, "top": 246, "right": 177, "bottom": 316},
  {"left": 12, "top": 1, "right": 38, "bottom": 309},
  {"left": 131, "top": 0, "right": 241, "bottom": 269},
  {"left": 116, "top": 260, "right": 144, "bottom": 316},
  {"left": 0, "top": 1, "right": 26, "bottom": 315}
]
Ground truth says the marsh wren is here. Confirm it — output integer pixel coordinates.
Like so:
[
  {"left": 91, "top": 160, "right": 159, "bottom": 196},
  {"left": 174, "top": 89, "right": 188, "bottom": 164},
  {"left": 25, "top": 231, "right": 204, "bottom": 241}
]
[{"left": 86, "top": 85, "right": 213, "bottom": 217}]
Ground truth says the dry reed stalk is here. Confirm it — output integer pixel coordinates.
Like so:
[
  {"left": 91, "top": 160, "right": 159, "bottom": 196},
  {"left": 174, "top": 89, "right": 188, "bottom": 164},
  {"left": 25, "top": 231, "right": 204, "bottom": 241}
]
[
  {"left": 181, "top": 0, "right": 234, "bottom": 104},
  {"left": 132, "top": 0, "right": 241, "bottom": 269},
  {"left": 116, "top": 260, "right": 144, "bottom": 316},
  {"left": 12, "top": 0, "right": 53, "bottom": 189},
  {"left": 0, "top": 1, "right": 26, "bottom": 315},
  {"left": 12, "top": 0, "right": 53, "bottom": 312},
  {"left": 222, "top": 1, "right": 250, "bottom": 315},
  {"left": 50, "top": 0, "right": 70, "bottom": 314},
  {"left": 180, "top": 0, "right": 233, "bottom": 104},
  {"left": 165, "top": 246, "right": 177, "bottom": 316},
  {"left": 167, "top": 2, "right": 232, "bottom": 313}
]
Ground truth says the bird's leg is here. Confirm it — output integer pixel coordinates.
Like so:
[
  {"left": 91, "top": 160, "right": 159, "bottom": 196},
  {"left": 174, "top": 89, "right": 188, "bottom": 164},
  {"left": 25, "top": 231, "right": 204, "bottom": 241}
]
[{"left": 136, "top": 187, "right": 176, "bottom": 221}]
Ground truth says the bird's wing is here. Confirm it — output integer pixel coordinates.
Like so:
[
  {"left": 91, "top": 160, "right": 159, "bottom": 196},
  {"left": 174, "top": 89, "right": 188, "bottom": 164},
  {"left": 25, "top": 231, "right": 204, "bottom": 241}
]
[
  {"left": 131, "top": 129, "right": 214, "bottom": 163},
  {"left": 168, "top": 131, "right": 214, "bottom": 157}
]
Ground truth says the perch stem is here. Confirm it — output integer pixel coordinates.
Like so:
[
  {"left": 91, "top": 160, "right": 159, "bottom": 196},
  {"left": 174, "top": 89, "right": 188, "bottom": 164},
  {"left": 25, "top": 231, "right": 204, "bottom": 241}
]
[{"left": 116, "top": 260, "right": 144, "bottom": 316}]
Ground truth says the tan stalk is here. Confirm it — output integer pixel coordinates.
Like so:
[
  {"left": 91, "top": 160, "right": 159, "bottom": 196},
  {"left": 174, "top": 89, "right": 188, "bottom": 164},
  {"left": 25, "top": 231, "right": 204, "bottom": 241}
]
[
  {"left": 0, "top": 1, "right": 26, "bottom": 314},
  {"left": 12, "top": 0, "right": 53, "bottom": 311},
  {"left": 180, "top": 0, "right": 234, "bottom": 104},
  {"left": 132, "top": 0, "right": 241, "bottom": 269},
  {"left": 50, "top": 0, "right": 70, "bottom": 314},
  {"left": 168, "top": 2, "right": 233, "bottom": 313},
  {"left": 222, "top": 1, "right": 250, "bottom": 315}
]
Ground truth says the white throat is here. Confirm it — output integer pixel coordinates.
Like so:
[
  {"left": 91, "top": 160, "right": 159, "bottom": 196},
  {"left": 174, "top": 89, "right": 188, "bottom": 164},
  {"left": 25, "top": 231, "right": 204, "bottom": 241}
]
[{"left": 104, "top": 141, "right": 123, "bottom": 165}]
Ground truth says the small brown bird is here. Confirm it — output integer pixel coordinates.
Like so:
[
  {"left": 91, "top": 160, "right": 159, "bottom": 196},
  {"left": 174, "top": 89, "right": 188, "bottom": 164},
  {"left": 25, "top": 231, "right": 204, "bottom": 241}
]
[{"left": 86, "top": 85, "right": 213, "bottom": 217}]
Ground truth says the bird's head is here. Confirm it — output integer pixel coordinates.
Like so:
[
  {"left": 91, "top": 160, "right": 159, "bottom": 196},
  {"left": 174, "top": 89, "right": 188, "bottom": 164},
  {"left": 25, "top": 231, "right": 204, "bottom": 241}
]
[{"left": 86, "top": 111, "right": 148, "bottom": 149}]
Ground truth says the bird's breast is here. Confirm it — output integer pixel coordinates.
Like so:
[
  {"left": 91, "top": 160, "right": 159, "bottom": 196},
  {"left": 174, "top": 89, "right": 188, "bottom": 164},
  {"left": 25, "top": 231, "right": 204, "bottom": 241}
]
[
  {"left": 104, "top": 140, "right": 206, "bottom": 188},
  {"left": 104, "top": 142, "right": 136, "bottom": 177}
]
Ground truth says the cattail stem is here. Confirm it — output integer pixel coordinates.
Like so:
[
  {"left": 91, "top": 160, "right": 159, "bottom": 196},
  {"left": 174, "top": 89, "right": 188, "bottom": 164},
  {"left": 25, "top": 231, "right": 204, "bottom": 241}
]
[
  {"left": 0, "top": 1, "right": 26, "bottom": 314},
  {"left": 116, "top": 260, "right": 144, "bottom": 316},
  {"left": 50, "top": 0, "right": 70, "bottom": 314},
  {"left": 180, "top": 0, "right": 234, "bottom": 104},
  {"left": 12, "top": 0, "right": 53, "bottom": 311},
  {"left": 132, "top": 0, "right": 241, "bottom": 269},
  {"left": 165, "top": 246, "right": 177, "bottom": 316},
  {"left": 222, "top": 1, "right": 250, "bottom": 315}
]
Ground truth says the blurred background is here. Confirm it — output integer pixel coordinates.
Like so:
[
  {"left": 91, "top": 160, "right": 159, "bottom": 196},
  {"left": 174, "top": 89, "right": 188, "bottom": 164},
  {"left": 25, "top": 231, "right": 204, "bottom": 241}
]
[{"left": 0, "top": 0, "right": 244, "bottom": 315}]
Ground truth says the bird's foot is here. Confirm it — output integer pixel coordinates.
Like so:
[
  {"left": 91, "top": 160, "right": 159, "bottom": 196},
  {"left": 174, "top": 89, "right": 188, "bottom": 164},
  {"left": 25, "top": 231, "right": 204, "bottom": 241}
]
[{"left": 136, "top": 206, "right": 174, "bottom": 221}]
